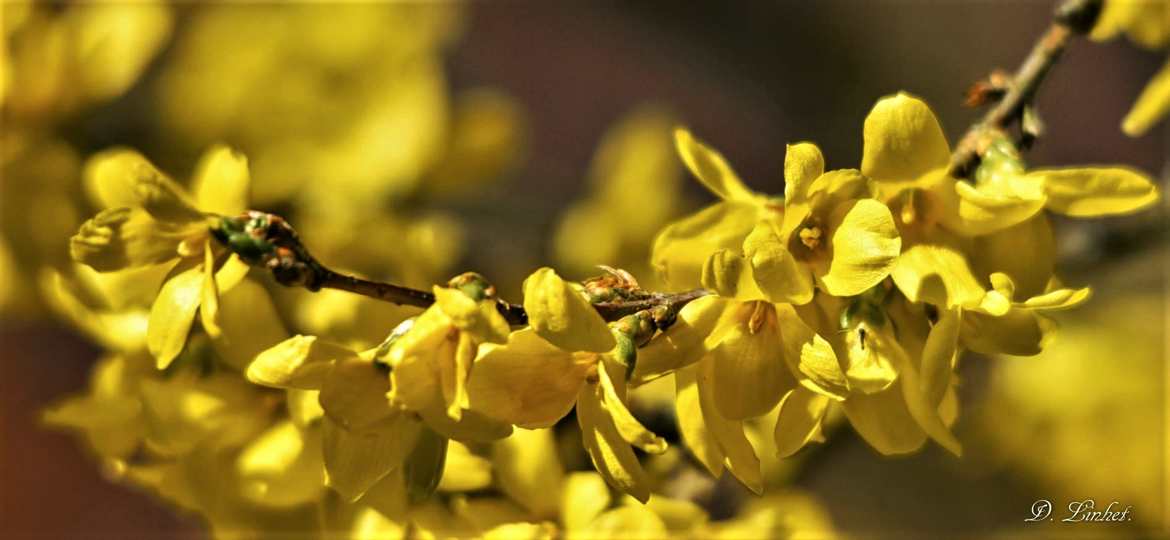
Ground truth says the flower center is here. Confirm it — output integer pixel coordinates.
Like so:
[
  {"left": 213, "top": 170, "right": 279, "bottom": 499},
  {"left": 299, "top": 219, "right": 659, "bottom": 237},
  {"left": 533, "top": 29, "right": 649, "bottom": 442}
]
[{"left": 799, "top": 225, "right": 823, "bottom": 250}]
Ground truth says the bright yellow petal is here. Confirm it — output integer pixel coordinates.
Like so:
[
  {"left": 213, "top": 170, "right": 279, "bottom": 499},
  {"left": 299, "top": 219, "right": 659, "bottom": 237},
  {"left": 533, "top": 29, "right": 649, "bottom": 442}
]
[
  {"left": 796, "top": 333, "right": 850, "bottom": 401},
  {"left": 433, "top": 286, "right": 511, "bottom": 344},
  {"left": 841, "top": 382, "right": 927, "bottom": 455},
  {"left": 696, "top": 359, "right": 762, "bottom": 494},
  {"left": 673, "top": 366, "right": 725, "bottom": 477},
  {"left": 83, "top": 148, "right": 200, "bottom": 221},
  {"left": 321, "top": 415, "right": 421, "bottom": 501},
  {"left": 710, "top": 303, "right": 796, "bottom": 420},
  {"left": 701, "top": 248, "right": 764, "bottom": 300},
  {"left": 147, "top": 260, "right": 204, "bottom": 369},
  {"left": 522, "top": 267, "right": 615, "bottom": 353},
  {"left": 843, "top": 324, "right": 900, "bottom": 394},
  {"left": 632, "top": 295, "right": 728, "bottom": 384},
  {"left": 944, "top": 177, "right": 1046, "bottom": 235},
  {"left": 320, "top": 355, "right": 397, "bottom": 432},
  {"left": 772, "top": 386, "right": 829, "bottom": 458},
  {"left": 598, "top": 360, "right": 667, "bottom": 454},
  {"left": 651, "top": 201, "right": 759, "bottom": 289},
  {"left": 246, "top": 335, "right": 350, "bottom": 390},
  {"left": 885, "top": 336, "right": 962, "bottom": 456},
  {"left": 1038, "top": 166, "right": 1160, "bottom": 217},
  {"left": 890, "top": 242, "right": 986, "bottom": 309},
  {"left": 466, "top": 329, "right": 588, "bottom": 428},
  {"left": 783, "top": 142, "right": 825, "bottom": 203},
  {"left": 860, "top": 92, "right": 951, "bottom": 182},
  {"left": 972, "top": 214, "right": 1054, "bottom": 299},
  {"left": 577, "top": 382, "right": 651, "bottom": 503},
  {"left": 820, "top": 199, "right": 901, "bottom": 297},
  {"left": 920, "top": 308, "right": 960, "bottom": 408},
  {"left": 1020, "top": 287, "right": 1091, "bottom": 311},
  {"left": 960, "top": 309, "right": 1051, "bottom": 356},
  {"left": 191, "top": 145, "right": 250, "bottom": 216},
  {"left": 199, "top": 242, "right": 221, "bottom": 338},
  {"left": 1123, "top": 59, "right": 1170, "bottom": 136},
  {"left": 743, "top": 221, "right": 813, "bottom": 304},
  {"left": 673, "top": 128, "right": 756, "bottom": 202},
  {"left": 208, "top": 279, "right": 289, "bottom": 371}
]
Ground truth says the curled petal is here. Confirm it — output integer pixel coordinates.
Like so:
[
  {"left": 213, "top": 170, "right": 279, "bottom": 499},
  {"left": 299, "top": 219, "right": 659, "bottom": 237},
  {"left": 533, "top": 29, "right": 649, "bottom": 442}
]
[
  {"left": 783, "top": 142, "right": 825, "bottom": 202},
  {"left": 598, "top": 360, "right": 667, "bottom": 454},
  {"left": 743, "top": 222, "right": 813, "bottom": 304},
  {"left": 576, "top": 382, "right": 651, "bottom": 503},
  {"left": 943, "top": 178, "right": 1046, "bottom": 235},
  {"left": 70, "top": 208, "right": 199, "bottom": 272},
  {"left": 1020, "top": 287, "right": 1091, "bottom": 311},
  {"left": 820, "top": 199, "right": 901, "bottom": 297},
  {"left": 523, "top": 267, "right": 614, "bottom": 353},
  {"left": 651, "top": 201, "right": 759, "bottom": 289},
  {"left": 673, "top": 128, "right": 757, "bottom": 202},
  {"left": 701, "top": 248, "right": 764, "bottom": 300}
]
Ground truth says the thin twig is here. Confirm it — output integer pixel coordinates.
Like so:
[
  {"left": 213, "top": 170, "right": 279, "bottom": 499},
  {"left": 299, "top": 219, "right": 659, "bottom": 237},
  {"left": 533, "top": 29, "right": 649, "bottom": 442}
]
[
  {"left": 949, "top": 0, "right": 1102, "bottom": 178},
  {"left": 212, "top": 211, "right": 709, "bottom": 328}
]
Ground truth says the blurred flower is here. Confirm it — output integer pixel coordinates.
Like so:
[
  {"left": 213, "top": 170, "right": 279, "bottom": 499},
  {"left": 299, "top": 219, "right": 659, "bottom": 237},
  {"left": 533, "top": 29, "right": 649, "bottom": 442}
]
[
  {"left": 1090, "top": 0, "right": 1170, "bottom": 135},
  {"left": 70, "top": 147, "right": 254, "bottom": 368}
]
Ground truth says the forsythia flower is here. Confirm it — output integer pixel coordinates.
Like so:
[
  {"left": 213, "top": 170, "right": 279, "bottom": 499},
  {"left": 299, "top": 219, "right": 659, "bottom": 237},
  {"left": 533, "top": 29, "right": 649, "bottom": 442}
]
[
  {"left": 466, "top": 268, "right": 668, "bottom": 502},
  {"left": 1090, "top": 0, "right": 1170, "bottom": 135},
  {"left": 69, "top": 147, "right": 253, "bottom": 368}
]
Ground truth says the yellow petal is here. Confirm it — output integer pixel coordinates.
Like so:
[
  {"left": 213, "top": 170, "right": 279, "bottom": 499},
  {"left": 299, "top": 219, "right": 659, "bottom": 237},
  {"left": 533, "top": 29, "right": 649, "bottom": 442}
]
[
  {"left": 860, "top": 93, "right": 951, "bottom": 182},
  {"left": 322, "top": 415, "right": 421, "bottom": 501},
  {"left": 920, "top": 308, "right": 960, "bottom": 408},
  {"left": 884, "top": 337, "right": 962, "bottom": 456},
  {"left": 199, "top": 242, "right": 221, "bottom": 338},
  {"left": 696, "top": 359, "right": 762, "bottom": 493},
  {"left": 388, "top": 308, "right": 454, "bottom": 411},
  {"left": 796, "top": 333, "right": 850, "bottom": 401},
  {"left": 772, "top": 386, "right": 829, "bottom": 458},
  {"left": 247, "top": 335, "right": 350, "bottom": 390},
  {"left": 147, "top": 260, "right": 204, "bottom": 369},
  {"left": 191, "top": 145, "right": 250, "bottom": 216},
  {"left": 632, "top": 295, "right": 728, "bottom": 384},
  {"left": 651, "top": 201, "right": 760, "bottom": 289},
  {"left": 890, "top": 242, "right": 986, "bottom": 309},
  {"left": 209, "top": 279, "right": 289, "bottom": 371},
  {"left": 70, "top": 208, "right": 197, "bottom": 272},
  {"left": 710, "top": 303, "right": 795, "bottom": 419},
  {"left": 1038, "top": 167, "right": 1160, "bottom": 217},
  {"left": 560, "top": 472, "right": 613, "bottom": 531},
  {"left": 820, "top": 199, "right": 901, "bottom": 297},
  {"left": 673, "top": 128, "right": 756, "bottom": 202},
  {"left": 1123, "top": 59, "right": 1170, "bottom": 136},
  {"left": 944, "top": 177, "right": 1046, "bottom": 235},
  {"left": 320, "top": 355, "right": 396, "bottom": 431},
  {"left": 783, "top": 142, "right": 825, "bottom": 203},
  {"left": 701, "top": 248, "right": 764, "bottom": 300},
  {"left": 83, "top": 148, "right": 200, "bottom": 221},
  {"left": 493, "top": 428, "right": 565, "bottom": 518},
  {"left": 1020, "top": 287, "right": 1091, "bottom": 311},
  {"left": 287, "top": 389, "right": 325, "bottom": 427},
  {"left": 417, "top": 403, "right": 514, "bottom": 443},
  {"left": 742, "top": 221, "right": 813, "bottom": 304},
  {"left": 466, "top": 329, "right": 588, "bottom": 428},
  {"left": 598, "top": 360, "right": 667, "bottom": 454},
  {"left": 972, "top": 214, "right": 1054, "bottom": 299},
  {"left": 214, "top": 253, "right": 250, "bottom": 293},
  {"left": 522, "top": 267, "right": 615, "bottom": 353},
  {"left": 444, "top": 331, "right": 476, "bottom": 420},
  {"left": 673, "top": 366, "right": 725, "bottom": 477},
  {"left": 236, "top": 421, "right": 325, "bottom": 508},
  {"left": 576, "top": 382, "right": 651, "bottom": 503},
  {"left": 843, "top": 324, "right": 900, "bottom": 394},
  {"left": 841, "top": 382, "right": 927, "bottom": 455}
]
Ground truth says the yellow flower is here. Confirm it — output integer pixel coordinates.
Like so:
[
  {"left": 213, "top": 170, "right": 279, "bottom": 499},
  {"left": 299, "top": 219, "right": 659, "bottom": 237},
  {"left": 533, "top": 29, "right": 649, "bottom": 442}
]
[
  {"left": 1091, "top": 0, "right": 1170, "bottom": 135},
  {"left": 70, "top": 146, "right": 253, "bottom": 368}
]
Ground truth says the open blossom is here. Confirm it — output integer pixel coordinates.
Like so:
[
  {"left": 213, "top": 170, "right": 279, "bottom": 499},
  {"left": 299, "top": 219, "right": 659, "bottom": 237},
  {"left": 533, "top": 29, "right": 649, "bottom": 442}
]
[{"left": 69, "top": 147, "right": 254, "bottom": 367}]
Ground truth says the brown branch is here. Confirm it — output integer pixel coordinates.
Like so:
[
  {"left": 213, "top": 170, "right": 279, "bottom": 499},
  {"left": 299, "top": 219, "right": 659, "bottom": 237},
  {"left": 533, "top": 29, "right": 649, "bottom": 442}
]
[
  {"left": 211, "top": 211, "right": 709, "bottom": 328},
  {"left": 949, "top": 0, "right": 1102, "bottom": 178}
]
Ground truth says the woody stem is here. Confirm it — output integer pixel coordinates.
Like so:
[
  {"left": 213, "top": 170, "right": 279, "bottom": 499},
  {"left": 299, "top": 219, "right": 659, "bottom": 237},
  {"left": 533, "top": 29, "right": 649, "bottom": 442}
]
[{"left": 948, "top": 0, "right": 1103, "bottom": 178}]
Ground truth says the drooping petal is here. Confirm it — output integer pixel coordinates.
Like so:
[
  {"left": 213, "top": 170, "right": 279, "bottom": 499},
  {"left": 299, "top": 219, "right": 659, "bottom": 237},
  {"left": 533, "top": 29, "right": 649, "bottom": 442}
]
[
  {"left": 199, "top": 242, "right": 221, "bottom": 338},
  {"left": 191, "top": 145, "right": 250, "bottom": 216},
  {"left": 696, "top": 359, "right": 762, "bottom": 494},
  {"left": 319, "top": 355, "right": 397, "bottom": 432},
  {"left": 651, "top": 201, "right": 759, "bottom": 289},
  {"left": 920, "top": 308, "right": 960, "bottom": 408},
  {"left": 147, "top": 260, "right": 204, "bottom": 369},
  {"left": 772, "top": 386, "right": 830, "bottom": 458},
  {"left": 673, "top": 128, "right": 757, "bottom": 202},
  {"left": 820, "top": 199, "right": 901, "bottom": 297},
  {"left": 247, "top": 335, "right": 351, "bottom": 390},
  {"left": 742, "top": 222, "right": 813, "bottom": 304},
  {"left": 1123, "top": 59, "right": 1170, "bottom": 136},
  {"left": 973, "top": 214, "right": 1054, "bottom": 299},
  {"left": 633, "top": 295, "right": 728, "bottom": 384},
  {"left": 860, "top": 93, "right": 951, "bottom": 182},
  {"left": 522, "top": 267, "right": 615, "bottom": 353},
  {"left": 673, "top": 365, "right": 725, "bottom": 477},
  {"left": 783, "top": 142, "right": 825, "bottom": 203},
  {"left": 576, "top": 382, "right": 651, "bottom": 503},
  {"left": 1037, "top": 167, "right": 1160, "bottom": 217},
  {"left": 466, "top": 329, "right": 588, "bottom": 428},
  {"left": 841, "top": 382, "right": 927, "bottom": 455},
  {"left": 710, "top": 302, "right": 796, "bottom": 420},
  {"left": 597, "top": 360, "right": 667, "bottom": 454},
  {"left": 884, "top": 336, "right": 962, "bottom": 456},
  {"left": 321, "top": 414, "right": 421, "bottom": 502}
]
